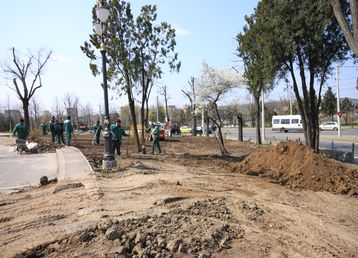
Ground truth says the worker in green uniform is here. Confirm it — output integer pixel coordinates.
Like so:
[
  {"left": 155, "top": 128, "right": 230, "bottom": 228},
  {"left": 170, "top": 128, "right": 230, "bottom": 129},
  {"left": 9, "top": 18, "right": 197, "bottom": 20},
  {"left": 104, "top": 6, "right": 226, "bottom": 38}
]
[
  {"left": 49, "top": 116, "right": 56, "bottom": 143},
  {"left": 41, "top": 122, "right": 47, "bottom": 135},
  {"left": 110, "top": 118, "right": 127, "bottom": 156},
  {"left": 13, "top": 118, "right": 28, "bottom": 154},
  {"left": 63, "top": 116, "right": 73, "bottom": 146},
  {"left": 55, "top": 119, "right": 65, "bottom": 144},
  {"left": 93, "top": 120, "right": 102, "bottom": 145},
  {"left": 151, "top": 124, "right": 161, "bottom": 154},
  {"left": 13, "top": 118, "right": 28, "bottom": 140}
]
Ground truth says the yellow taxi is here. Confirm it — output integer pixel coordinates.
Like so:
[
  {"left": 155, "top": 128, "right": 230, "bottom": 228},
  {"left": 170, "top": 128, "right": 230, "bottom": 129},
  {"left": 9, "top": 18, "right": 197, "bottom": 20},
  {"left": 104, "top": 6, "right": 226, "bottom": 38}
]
[{"left": 180, "top": 126, "right": 192, "bottom": 134}]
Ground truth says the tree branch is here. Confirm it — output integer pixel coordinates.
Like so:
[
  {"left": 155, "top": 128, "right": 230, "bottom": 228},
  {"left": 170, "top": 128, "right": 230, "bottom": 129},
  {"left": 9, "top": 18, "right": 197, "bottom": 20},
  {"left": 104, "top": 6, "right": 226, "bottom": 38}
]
[
  {"left": 331, "top": 0, "right": 358, "bottom": 55},
  {"left": 11, "top": 47, "right": 24, "bottom": 79},
  {"left": 12, "top": 78, "right": 24, "bottom": 101},
  {"left": 29, "top": 50, "right": 52, "bottom": 96}
]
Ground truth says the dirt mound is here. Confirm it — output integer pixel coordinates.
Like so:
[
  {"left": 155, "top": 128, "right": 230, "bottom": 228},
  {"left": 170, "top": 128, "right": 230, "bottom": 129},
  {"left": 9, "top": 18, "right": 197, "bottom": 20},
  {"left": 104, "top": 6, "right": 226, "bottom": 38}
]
[
  {"left": 31, "top": 136, "right": 63, "bottom": 153},
  {"left": 231, "top": 141, "right": 358, "bottom": 194}
]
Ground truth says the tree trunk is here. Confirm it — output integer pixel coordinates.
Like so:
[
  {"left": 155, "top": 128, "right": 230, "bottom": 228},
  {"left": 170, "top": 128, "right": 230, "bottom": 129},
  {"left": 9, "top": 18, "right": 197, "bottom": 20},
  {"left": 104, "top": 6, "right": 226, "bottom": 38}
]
[
  {"left": 127, "top": 89, "right": 141, "bottom": 152},
  {"left": 331, "top": 0, "right": 358, "bottom": 56},
  {"left": 140, "top": 102, "right": 146, "bottom": 146},
  {"left": 145, "top": 96, "right": 150, "bottom": 129},
  {"left": 216, "top": 126, "right": 228, "bottom": 156},
  {"left": 254, "top": 95, "right": 261, "bottom": 144},
  {"left": 289, "top": 61, "right": 318, "bottom": 150},
  {"left": 314, "top": 115, "right": 320, "bottom": 152},
  {"left": 209, "top": 117, "right": 228, "bottom": 156},
  {"left": 192, "top": 110, "right": 197, "bottom": 136},
  {"left": 23, "top": 100, "right": 30, "bottom": 135},
  {"left": 205, "top": 112, "right": 210, "bottom": 137}
]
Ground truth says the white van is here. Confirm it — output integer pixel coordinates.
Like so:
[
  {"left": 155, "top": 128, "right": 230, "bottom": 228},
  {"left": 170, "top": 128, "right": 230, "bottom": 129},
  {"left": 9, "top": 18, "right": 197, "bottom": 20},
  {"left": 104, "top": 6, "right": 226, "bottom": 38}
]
[{"left": 272, "top": 115, "right": 303, "bottom": 132}]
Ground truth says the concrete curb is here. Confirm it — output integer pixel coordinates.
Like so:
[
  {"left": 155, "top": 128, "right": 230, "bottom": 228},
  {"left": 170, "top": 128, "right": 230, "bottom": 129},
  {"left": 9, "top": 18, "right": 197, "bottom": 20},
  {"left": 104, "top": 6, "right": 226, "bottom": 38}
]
[
  {"left": 54, "top": 146, "right": 104, "bottom": 235},
  {"left": 56, "top": 146, "right": 93, "bottom": 180},
  {"left": 56, "top": 147, "right": 65, "bottom": 180},
  {"left": 55, "top": 146, "right": 102, "bottom": 205}
]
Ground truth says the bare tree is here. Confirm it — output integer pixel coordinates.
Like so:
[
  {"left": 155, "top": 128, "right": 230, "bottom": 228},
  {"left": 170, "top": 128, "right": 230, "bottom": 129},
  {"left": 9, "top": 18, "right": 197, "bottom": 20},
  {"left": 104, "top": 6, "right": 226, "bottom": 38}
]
[
  {"left": 74, "top": 96, "right": 80, "bottom": 130},
  {"left": 159, "top": 84, "right": 170, "bottom": 123},
  {"left": 63, "top": 93, "right": 75, "bottom": 116},
  {"left": 181, "top": 77, "right": 198, "bottom": 135},
  {"left": 30, "top": 95, "right": 41, "bottom": 130},
  {"left": 63, "top": 93, "right": 79, "bottom": 128},
  {"left": 331, "top": 0, "right": 358, "bottom": 56},
  {"left": 1, "top": 47, "right": 52, "bottom": 130},
  {"left": 41, "top": 110, "right": 51, "bottom": 125},
  {"left": 5, "top": 94, "right": 14, "bottom": 132},
  {"left": 245, "top": 94, "right": 255, "bottom": 127},
  {"left": 81, "top": 102, "right": 94, "bottom": 128},
  {"left": 0, "top": 102, "right": 6, "bottom": 132},
  {"left": 52, "top": 96, "right": 63, "bottom": 119}
]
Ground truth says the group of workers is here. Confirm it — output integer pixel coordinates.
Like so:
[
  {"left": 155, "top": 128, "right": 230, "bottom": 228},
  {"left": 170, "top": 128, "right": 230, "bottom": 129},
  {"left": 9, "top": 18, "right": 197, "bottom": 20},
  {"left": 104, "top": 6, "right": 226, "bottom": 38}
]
[
  {"left": 12, "top": 116, "right": 161, "bottom": 156},
  {"left": 37, "top": 116, "right": 73, "bottom": 146},
  {"left": 12, "top": 116, "right": 73, "bottom": 148},
  {"left": 93, "top": 118, "right": 161, "bottom": 156},
  {"left": 48, "top": 116, "right": 73, "bottom": 146}
]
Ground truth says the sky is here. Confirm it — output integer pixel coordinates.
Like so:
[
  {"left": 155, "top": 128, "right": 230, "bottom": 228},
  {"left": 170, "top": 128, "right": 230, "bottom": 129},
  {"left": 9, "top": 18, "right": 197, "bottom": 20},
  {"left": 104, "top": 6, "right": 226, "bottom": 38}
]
[{"left": 0, "top": 0, "right": 357, "bottom": 115}]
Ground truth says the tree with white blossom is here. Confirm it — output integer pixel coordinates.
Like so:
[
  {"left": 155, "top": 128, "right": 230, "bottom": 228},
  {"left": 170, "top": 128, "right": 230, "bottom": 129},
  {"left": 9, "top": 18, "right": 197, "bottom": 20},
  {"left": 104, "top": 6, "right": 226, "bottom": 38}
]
[{"left": 197, "top": 62, "right": 243, "bottom": 156}]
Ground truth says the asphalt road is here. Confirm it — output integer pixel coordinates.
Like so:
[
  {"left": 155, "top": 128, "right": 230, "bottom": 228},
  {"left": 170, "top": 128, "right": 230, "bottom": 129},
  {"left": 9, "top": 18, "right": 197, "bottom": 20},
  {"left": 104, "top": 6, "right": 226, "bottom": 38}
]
[{"left": 221, "top": 127, "right": 358, "bottom": 155}]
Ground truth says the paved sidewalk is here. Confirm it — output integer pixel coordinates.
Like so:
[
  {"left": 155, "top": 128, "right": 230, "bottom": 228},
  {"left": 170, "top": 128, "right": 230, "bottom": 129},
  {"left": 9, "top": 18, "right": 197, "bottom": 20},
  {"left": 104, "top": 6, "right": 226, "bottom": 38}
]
[
  {"left": 0, "top": 144, "right": 57, "bottom": 193},
  {"left": 56, "top": 146, "right": 93, "bottom": 180},
  {"left": 0, "top": 136, "right": 93, "bottom": 193}
]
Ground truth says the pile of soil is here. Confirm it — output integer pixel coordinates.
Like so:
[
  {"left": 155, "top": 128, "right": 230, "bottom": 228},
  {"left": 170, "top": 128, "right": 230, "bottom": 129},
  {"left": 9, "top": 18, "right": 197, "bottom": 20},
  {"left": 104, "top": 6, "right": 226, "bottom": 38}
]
[
  {"left": 16, "top": 198, "right": 246, "bottom": 257},
  {"left": 231, "top": 141, "right": 358, "bottom": 194},
  {"left": 31, "top": 136, "right": 63, "bottom": 153}
]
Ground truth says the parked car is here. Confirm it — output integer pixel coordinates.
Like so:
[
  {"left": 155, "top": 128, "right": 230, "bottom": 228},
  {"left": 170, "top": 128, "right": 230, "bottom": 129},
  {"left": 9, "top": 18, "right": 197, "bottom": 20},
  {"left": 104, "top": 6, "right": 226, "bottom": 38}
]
[
  {"left": 180, "top": 126, "right": 192, "bottom": 134},
  {"left": 196, "top": 125, "right": 213, "bottom": 135},
  {"left": 319, "top": 121, "right": 338, "bottom": 131}
]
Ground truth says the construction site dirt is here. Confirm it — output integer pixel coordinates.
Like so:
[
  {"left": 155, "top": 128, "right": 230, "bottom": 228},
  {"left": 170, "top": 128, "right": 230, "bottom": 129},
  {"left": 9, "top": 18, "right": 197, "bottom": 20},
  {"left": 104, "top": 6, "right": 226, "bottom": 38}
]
[{"left": 0, "top": 133, "right": 357, "bottom": 258}]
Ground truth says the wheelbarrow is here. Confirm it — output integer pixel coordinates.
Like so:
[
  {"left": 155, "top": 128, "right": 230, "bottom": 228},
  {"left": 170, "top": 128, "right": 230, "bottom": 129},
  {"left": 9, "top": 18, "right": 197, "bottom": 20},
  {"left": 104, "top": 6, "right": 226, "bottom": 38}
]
[{"left": 16, "top": 139, "right": 28, "bottom": 155}]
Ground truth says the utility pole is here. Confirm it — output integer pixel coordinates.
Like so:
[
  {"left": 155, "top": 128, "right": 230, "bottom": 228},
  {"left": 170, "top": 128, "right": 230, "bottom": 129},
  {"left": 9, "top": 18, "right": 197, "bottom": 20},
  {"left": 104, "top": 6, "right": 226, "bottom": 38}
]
[
  {"left": 261, "top": 91, "right": 265, "bottom": 142},
  {"left": 336, "top": 66, "right": 341, "bottom": 137}
]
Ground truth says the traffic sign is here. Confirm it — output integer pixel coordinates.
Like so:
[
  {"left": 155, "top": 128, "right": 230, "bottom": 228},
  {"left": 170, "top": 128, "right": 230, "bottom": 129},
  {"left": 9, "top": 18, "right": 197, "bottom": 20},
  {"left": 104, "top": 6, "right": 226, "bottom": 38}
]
[{"left": 337, "top": 111, "right": 344, "bottom": 118}]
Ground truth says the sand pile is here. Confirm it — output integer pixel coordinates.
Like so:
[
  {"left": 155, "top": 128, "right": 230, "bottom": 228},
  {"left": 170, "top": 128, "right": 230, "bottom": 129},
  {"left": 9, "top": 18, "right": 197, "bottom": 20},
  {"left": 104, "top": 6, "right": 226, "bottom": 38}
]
[{"left": 231, "top": 141, "right": 358, "bottom": 194}]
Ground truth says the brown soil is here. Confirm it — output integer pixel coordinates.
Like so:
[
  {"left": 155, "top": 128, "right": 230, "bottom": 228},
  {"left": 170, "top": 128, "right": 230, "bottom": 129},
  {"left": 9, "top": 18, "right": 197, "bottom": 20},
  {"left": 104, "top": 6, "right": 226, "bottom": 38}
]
[
  {"left": 231, "top": 141, "right": 358, "bottom": 194},
  {"left": 1, "top": 134, "right": 357, "bottom": 258},
  {"left": 32, "top": 136, "right": 63, "bottom": 154}
]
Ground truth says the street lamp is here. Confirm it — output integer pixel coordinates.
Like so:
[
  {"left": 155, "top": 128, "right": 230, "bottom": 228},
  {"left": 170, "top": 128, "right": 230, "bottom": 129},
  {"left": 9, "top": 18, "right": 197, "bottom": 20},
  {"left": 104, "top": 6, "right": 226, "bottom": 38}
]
[{"left": 93, "top": 2, "right": 116, "bottom": 169}]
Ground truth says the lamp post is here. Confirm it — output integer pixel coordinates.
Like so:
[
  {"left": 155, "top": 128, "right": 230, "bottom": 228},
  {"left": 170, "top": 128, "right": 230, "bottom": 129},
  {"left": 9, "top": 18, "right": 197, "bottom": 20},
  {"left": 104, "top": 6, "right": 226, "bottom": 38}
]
[{"left": 93, "top": 3, "right": 116, "bottom": 169}]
